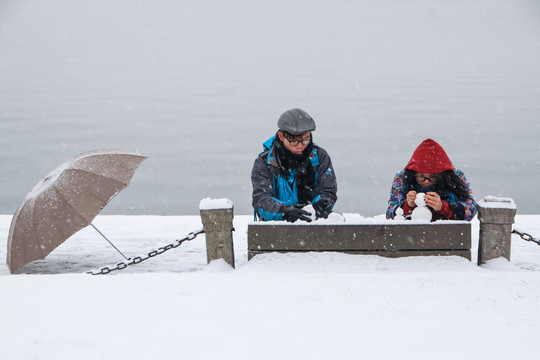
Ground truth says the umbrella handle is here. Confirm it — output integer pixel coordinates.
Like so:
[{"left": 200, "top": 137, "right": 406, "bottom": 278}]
[{"left": 90, "top": 223, "right": 131, "bottom": 261}]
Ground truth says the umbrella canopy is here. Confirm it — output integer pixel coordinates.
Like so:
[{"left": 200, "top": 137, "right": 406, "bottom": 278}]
[{"left": 7, "top": 149, "right": 147, "bottom": 273}]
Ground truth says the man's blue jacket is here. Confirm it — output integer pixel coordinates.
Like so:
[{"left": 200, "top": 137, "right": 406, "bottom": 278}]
[{"left": 251, "top": 136, "right": 338, "bottom": 221}]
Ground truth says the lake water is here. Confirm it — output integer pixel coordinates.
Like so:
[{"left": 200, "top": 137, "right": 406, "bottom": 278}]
[{"left": 1, "top": 0, "right": 539, "bottom": 216}]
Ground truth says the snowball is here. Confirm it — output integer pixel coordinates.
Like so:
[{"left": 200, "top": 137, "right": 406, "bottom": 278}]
[
  {"left": 411, "top": 206, "right": 432, "bottom": 222},
  {"left": 326, "top": 211, "right": 346, "bottom": 222},
  {"left": 414, "top": 193, "right": 426, "bottom": 207},
  {"left": 302, "top": 204, "right": 317, "bottom": 222}
]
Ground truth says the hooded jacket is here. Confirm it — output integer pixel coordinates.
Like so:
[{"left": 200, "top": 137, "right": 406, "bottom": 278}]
[
  {"left": 386, "top": 139, "right": 477, "bottom": 221},
  {"left": 251, "top": 136, "right": 337, "bottom": 221}
]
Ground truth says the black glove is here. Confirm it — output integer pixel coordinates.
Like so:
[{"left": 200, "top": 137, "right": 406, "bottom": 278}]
[
  {"left": 312, "top": 200, "right": 333, "bottom": 219},
  {"left": 282, "top": 204, "right": 312, "bottom": 223}
]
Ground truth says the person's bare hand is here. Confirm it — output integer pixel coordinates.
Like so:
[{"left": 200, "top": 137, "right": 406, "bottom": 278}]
[
  {"left": 425, "top": 192, "right": 443, "bottom": 211},
  {"left": 406, "top": 191, "right": 417, "bottom": 208}
]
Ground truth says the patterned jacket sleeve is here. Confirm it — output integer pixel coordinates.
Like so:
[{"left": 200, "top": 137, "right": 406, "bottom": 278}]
[
  {"left": 386, "top": 170, "right": 406, "bottom": 219},
  {"left": 451, "top": 169, "right": 477, "bottom": 221},
  {"left": 251, "top": 154, "right": 287, "bottom": 221}
]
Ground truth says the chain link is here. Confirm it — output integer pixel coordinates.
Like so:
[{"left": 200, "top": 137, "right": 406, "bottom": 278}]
[
  {"left": 87, "top": 228, "right": 205, "bottom": 275},
  {"left": 512, "top": 228, "right": 540, "bottom": 246}
]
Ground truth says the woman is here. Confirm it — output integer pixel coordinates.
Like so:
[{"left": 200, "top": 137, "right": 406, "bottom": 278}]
[{"left": 386, "top": 138, "right": 477, "bottom": 221}]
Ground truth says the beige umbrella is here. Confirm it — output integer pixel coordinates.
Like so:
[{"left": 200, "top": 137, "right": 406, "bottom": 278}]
[{"left": 7, "top": 149, "right": 147, "bottom": 273}]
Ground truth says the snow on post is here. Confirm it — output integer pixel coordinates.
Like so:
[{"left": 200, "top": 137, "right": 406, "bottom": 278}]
[
  {"left": 477, "top": 196, "right": 516, "bottom": 266},
  {"left": 199, "top": 198, "right": 233, "bottom": 210},
  {"left": 199, "top": 198, "right": 235, "bottom": 268}
]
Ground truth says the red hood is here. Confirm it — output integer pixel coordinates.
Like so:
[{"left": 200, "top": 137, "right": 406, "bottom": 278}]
[{"left": 405, "top": 138, "right": 454, "bottom": 174}]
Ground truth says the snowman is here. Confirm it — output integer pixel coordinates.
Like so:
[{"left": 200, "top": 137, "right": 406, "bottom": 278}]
[
  {"left": 394, "top": 207, "right": 406, "bottom": 220},
  {"left": 411, "top": 193, "right": 433, "bottom": 222}
]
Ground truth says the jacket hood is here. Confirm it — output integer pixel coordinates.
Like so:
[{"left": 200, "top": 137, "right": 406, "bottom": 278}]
[
  {"left": 405, "top": 138, "right": 454, "bottom": 173},
  {"left": 263, "top": 136, "right": 275, "bottom": 151}
]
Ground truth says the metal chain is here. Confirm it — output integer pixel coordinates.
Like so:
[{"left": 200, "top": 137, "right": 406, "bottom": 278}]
[
  {"left": 87, "top": 228, "right": 205, "bottom": 275},
  {"left": 512, "top": 228, "right": 540, "bottom": 247}
]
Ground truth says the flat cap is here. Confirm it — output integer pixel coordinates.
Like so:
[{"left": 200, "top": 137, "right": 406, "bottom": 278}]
[{"left": 277, "top": 108, "right": 316, "bottom": 135}]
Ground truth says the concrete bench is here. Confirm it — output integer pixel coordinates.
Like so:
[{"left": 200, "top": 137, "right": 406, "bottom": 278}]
[
  {"left": 247, "top": 222, "right": 472, "bottom": 260},
  {"left": 199, "top": 196, "right": 516, "bottom": 268}
]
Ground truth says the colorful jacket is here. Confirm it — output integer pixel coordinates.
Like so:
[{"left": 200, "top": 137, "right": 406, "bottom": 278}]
[
  {"left": 386, "top": 169, "right": 477, "bottom": 221},
  {"left": 251, "top": 136, "right": 337, "bottom": 221}
]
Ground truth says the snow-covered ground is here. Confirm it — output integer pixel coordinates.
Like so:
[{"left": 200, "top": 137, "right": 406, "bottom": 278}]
[{"left": 1, "top": 213, "right": 540, "bottom": 359}]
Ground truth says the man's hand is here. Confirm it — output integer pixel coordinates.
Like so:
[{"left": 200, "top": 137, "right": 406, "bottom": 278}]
[
  {"left": 312, "top": 200, "right": 332, "bottom": 219},
  {"left": 282, "top": 205, "right": 312, "bottom": 223}
]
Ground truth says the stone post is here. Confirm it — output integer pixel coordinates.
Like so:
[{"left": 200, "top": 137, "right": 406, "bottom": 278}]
[
  {"left": 199, "top": 198, "right": 235, "bottom": 268},
  {"left": 477, "top": 196, "right": 516, "bottom": 266}
]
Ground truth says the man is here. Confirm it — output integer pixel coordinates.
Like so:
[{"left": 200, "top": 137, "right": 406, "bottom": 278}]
[{"left": 251, "top": 108, "right": 338, "bottom": 222}]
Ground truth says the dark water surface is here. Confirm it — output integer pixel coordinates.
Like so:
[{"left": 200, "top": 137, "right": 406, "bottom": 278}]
[{"left": 1, "top": 0, "right": 539, "bottom": 216}]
